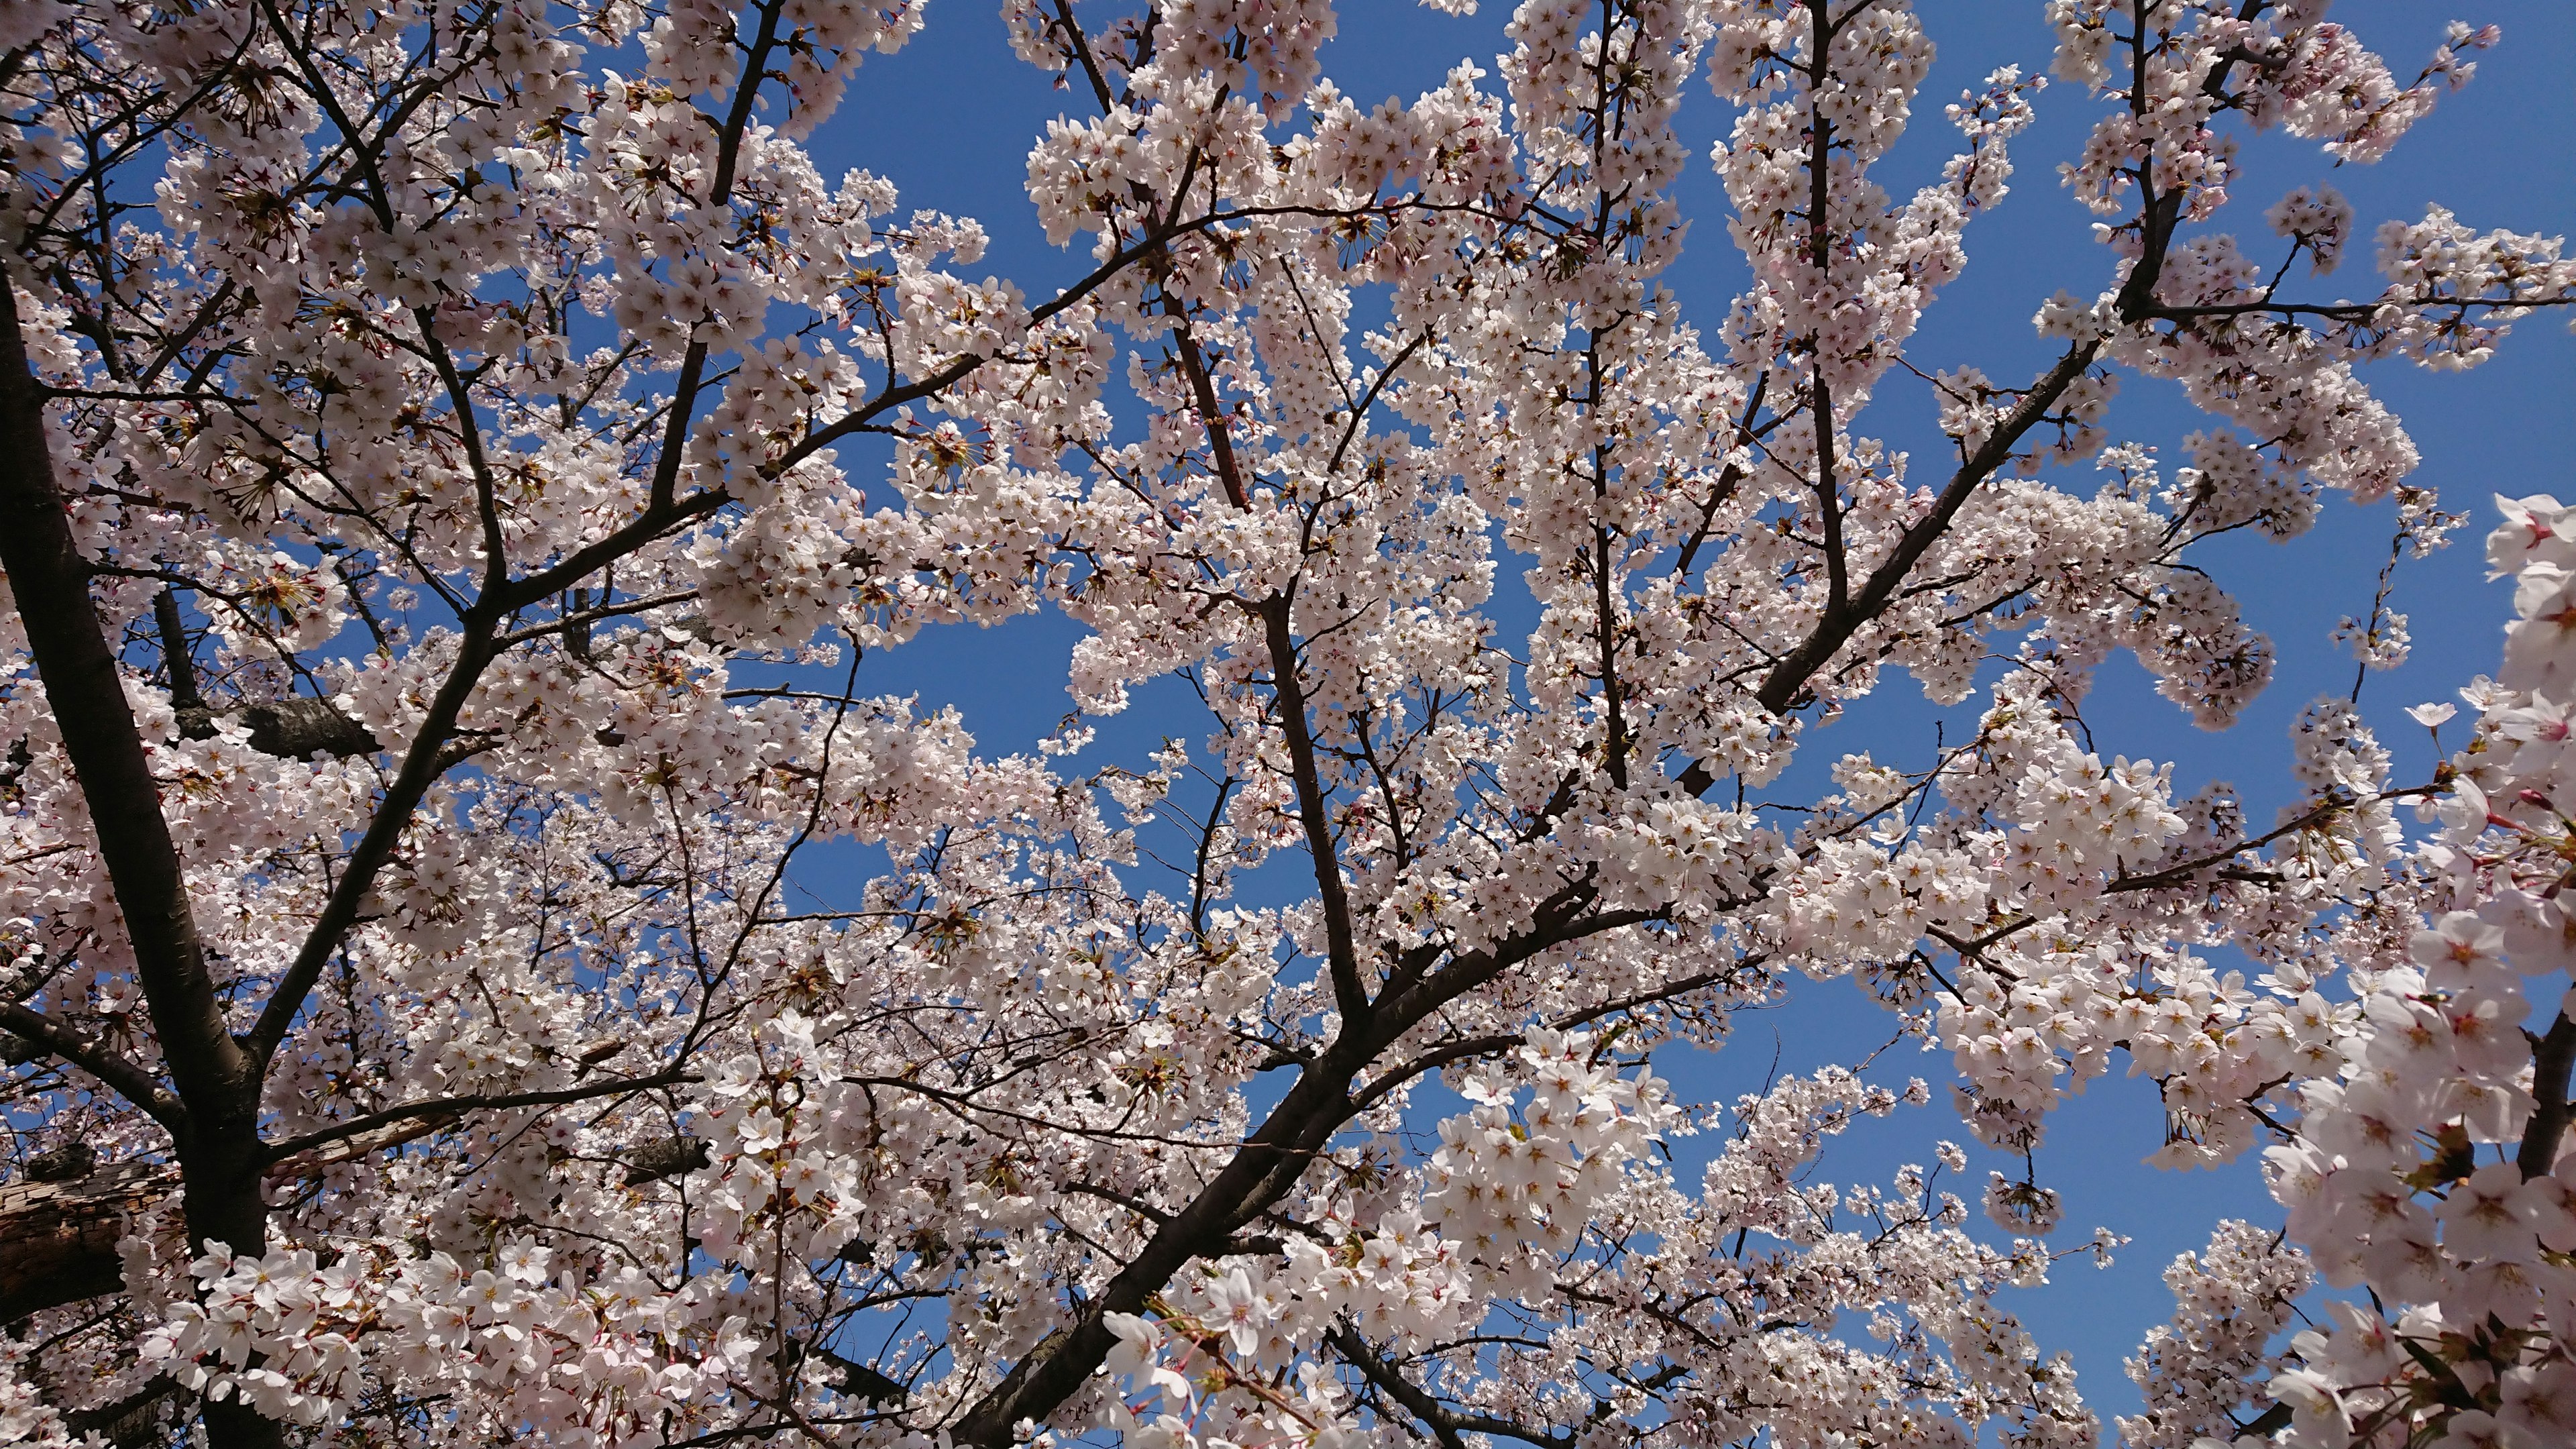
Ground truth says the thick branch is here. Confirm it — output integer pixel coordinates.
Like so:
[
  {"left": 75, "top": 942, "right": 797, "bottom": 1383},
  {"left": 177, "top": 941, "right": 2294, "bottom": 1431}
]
[
  {"left": 1263, "top": 597, "right": 1368, "bottom": 1019},
  {"left": 0, "top": 1002, "right": 180, "bottom": 1124},
  {"left": 635, "top": 0, "right": 785, "bottom": 519},
  {"left": 241, "top": 623, "right": 497, "bottom": 1071},
  {"left": 0, "top": 1161, "right": 172, "bottom": 1322},
  {"left": 1806, "top": 5, "right": 1847, "bottom": 621},
  {"left": 1352, "top": 954, "right": 1742, "bottom": 1114},
  {"left": 1750, "top": 337, "right": 2102, "bottom": 716},
  {"left": 1165, "top": 299, "right": 1251, "bottom": 511},
  {"left": 174, "top": 695, "right": 378, "bottom": 760},
  {"left": 152, "top": 589, "right": 202, "bottom": 710},
  {"left": 2520, "top": 1012, "right": 2576, "bottom": 1179},
  {"left": 0, "top": 284, "right": 254, "bottom": 1132},
  {"left": 0, "top": 1107, "right": 650, "bottom": 1322},
  {"left": 1723, "top": 11, "right": 2261, "bottom": 733},
  {"left": 1593, "top": 521, "right": 1629, "bottom": 790},
  {"left": 947, "top": 896, "right": 1655, "bottom": 1447}
]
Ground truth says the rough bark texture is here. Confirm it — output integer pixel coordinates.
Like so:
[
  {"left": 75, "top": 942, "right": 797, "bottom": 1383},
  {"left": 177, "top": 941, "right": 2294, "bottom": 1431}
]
[
  {"left": 0, "top": 284, "right": 284, "bottom": 1448},
  {"left": 176, "top": 696, "right": 380, "bottom": 759},
  {"left": 0, "top": 1161, "right": 173, "bottom": 1322}
]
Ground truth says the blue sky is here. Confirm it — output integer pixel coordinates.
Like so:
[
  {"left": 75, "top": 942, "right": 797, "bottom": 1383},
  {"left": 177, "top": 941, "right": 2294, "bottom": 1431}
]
[{"left": 791, "top": 3, "right": 2576, "bottom": 1434}]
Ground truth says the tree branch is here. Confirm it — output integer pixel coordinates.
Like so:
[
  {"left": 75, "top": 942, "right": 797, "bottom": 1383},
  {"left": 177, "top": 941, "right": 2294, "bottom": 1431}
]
[
  {"left": 1263, "top": 597, "right": 1368, "bottom": 1020},
  {"left": 1327, "top": 1324, "right": 1570, "bottom": 1449},
  {"left": 1750, "top": 337, "right": 2102, "bottom": 716},
  {"left": 0, "top": 1001, "right": 181, "bottom": 1125},
  {"left": 0, "top": 280, "right": 260, "bottom": 1185},
  {"left": 947, "top": 892, "right": 1659, "bottom": 1447},
  {"left": 2520, "top": 1012, "right": 2576, "bottom": 1179},
  {"left": 256, "top": 1067, "right": 699, "bottom": 1165}
]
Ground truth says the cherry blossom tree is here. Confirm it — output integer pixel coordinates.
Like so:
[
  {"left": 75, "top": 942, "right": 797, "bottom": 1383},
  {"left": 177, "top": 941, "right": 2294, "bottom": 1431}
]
[{"left": 1, "top": 1, "right": 2572, "bottom": 1446}]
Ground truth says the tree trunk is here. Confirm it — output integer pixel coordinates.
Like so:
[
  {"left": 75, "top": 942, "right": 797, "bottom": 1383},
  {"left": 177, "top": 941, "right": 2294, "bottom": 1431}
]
[
  {"left": 0, "top": 283, "right": 283, "bottom": 1448},
  {"left": 0, "top": 1161, "right": 172, "bottom": 1323}
]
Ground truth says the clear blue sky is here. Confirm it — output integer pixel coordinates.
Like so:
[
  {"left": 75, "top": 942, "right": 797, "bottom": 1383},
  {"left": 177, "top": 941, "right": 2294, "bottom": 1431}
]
[{"left": 797, "top": 3, "right": 2576, "bottom": 1434}]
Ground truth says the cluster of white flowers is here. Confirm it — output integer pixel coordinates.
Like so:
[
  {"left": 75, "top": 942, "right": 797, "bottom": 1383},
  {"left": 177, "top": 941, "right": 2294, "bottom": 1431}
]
[
  {"left": 1421, "top": 1031, "right": 1674, "bottom": 1287},
  {"left": 2235, "top": 496, "right": 2576, "bottom": 1449},
  {"left": 2119, "top": 1221, "right": 2314, "bottom": 1449}
]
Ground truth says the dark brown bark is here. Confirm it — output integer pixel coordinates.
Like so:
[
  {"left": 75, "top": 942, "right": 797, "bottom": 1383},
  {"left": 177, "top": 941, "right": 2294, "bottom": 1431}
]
[
  {"left": 1748, "top": 337, "right": 2103, "bottom": 718},
  {"left": 174, "top": 694, "right": 379, "bottom": 759},
  {"left": 946, "top": 892, "right": 1658, "bottom": 1448},
  {"left": 1726, "top": 26, "right": 2245, "bottom": 734},
  {"left": 0, "top": 283, "right": 283, "bottom": 1448},
  {"left": 0, "top": 285, "right": 247, "bottom": 1129},
  {"left": 152, "top": 590, "right": 203, "bottom": 711},
  {"left": 2520, "top": 1012, "right": 2576, "bottom": 1179},
  {"left": 1328, "top": 1323, "right": 1578, "bottom": 1449},
  {"left": 0, "top": 1161, "right": 173, "bottom": 1322},
  {"left": 622, "top": 1134, "right": 711, "bottom": 1187}
]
